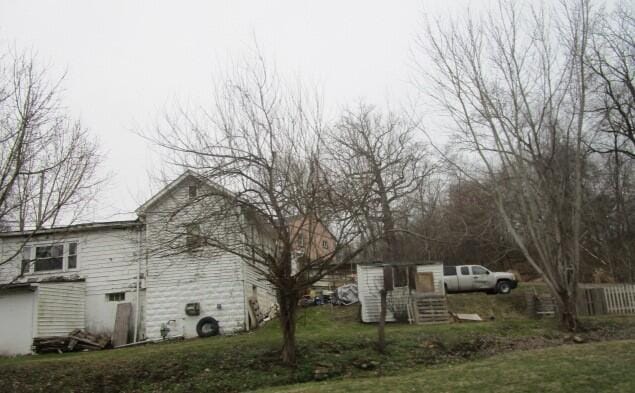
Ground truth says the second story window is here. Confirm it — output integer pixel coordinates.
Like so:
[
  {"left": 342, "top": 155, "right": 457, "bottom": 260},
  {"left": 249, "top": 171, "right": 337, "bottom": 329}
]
[
  {"left": 297, "top": 233, "right": 304, "bottom": 247},
  {"left": 21, "top": 246, "right": 31, "bottom": 275},
  {"left": 68, "top": 242, "right": 78, "bottom": 269},
  {"left": 35, "top": 244, "right": 64, "bottom": 272},
  {"left": 186, "top": 223, "right": 202, "bottom": 251},
  {"left": 22, "top": 241, "right": 79, "bottom": 274},
  {"left": 322, "top": 240, "right": 328, "bottom": 250}
]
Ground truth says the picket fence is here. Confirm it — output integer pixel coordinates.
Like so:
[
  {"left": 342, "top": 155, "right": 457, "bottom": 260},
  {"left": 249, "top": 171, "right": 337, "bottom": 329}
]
[{"left": 579, "top": 284, "right": 635, "bottom": 315}]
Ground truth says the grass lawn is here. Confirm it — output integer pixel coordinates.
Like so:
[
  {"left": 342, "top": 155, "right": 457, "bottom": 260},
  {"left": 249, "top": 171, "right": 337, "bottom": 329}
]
[
  {"left": 1, "top": 285, "right": 634, "bottom": 393},
  {"left": 255, "top": 340, "right": 635, "bottom": 393}
]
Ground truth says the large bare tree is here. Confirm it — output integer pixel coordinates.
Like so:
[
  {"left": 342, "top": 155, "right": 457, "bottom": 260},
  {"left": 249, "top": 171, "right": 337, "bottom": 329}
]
[
  {"left": 328, "top": 104, "right": 433, "bottom": 261},
  {"left": 418, "top": 0, "right": 598, "bottom": 330},
  {"left": 0, "top": 51, "right": 102, "bottom": 278},
  {"left": 586, "top": 1, "right": 635, "bottom": 158},
  {"left": 151, "top": 58, "right": 369, "bottom": 364},
  {"left": 326, "top": 104, "right": 433, "bottom": 351}
]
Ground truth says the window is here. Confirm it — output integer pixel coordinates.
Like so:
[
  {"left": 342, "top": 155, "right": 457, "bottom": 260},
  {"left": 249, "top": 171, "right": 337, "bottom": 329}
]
[
  {"left": 186, "top": 223, "right": 202, "bottom": 250},
  {"left": 21, "top": 246, "right": 31, "bottom": 275},
  {"left": 460, "top": 266, "right": 470, "bottom": 275},
  {"left": 393, "top": 266, "right": 408, "bottom": 287},
  {"left": 297, "top": 233, "right": 304, "bottom": 247},
  {"left": 107, "top": 292, "right": 125, "bottom": 302},
  {"left": 443, "top": 266, "right": 457, "bottom": 276},
  {"left": 472, "top": 266, "right": 488, "bottom": 275},
  {"left": 188, "top": 185, "right": 197, "bottom": 199},
  {"left": 21, "top": 241, "right": 78, "bottom": 274},
  {"left": 67, "top": 242, "right": 78, "bottom": 269},
  {"left": 34, "top": 244, "right": 64, "bottom": 272},
  {"left": 322, "top": 240, "right": 328, "bottom": 250}
]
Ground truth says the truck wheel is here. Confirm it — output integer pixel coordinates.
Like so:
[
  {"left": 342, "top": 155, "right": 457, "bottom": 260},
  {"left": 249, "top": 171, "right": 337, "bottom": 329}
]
[
  {"left": 196, "top": 316, "right": 219, "bottom": 338},
  {"left": 496, "top": 281, "right": 512, "bottom": 295}
]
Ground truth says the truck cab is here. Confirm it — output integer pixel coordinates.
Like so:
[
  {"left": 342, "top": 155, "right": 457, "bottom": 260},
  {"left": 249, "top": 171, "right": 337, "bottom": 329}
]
[{"left": 443, "top": 265, "right": 517, "bottom": 294}]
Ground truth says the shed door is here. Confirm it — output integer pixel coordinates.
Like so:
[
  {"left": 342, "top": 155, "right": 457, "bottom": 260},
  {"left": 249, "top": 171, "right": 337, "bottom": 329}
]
[{"left": 415, "top": 272, "right": 435, "bottom": 293}]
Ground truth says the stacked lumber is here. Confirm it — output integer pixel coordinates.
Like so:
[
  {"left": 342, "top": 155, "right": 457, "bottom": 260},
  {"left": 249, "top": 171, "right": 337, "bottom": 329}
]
[{"left": 32, "top": 329, "right": 111, "bottom": 354}]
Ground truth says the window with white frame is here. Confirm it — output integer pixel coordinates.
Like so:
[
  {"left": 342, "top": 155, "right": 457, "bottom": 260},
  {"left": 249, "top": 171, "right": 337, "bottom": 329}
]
[
  {"left": 322, "top": 240, "right": 329, "bottom": 250},
  {"left": 21, "top": 246, "right": 31, "bottom": 275},
  {"left": 22, "top": 241, "right": 79, "bottom": 273}
]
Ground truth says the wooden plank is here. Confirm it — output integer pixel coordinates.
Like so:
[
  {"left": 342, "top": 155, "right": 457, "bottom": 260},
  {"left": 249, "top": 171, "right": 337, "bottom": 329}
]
[
  {"left": 415, "top": 272, "right": 435, "bottom": 293},
  {"left": 112, "top": 302, "right": 133, "bottom": 347}
]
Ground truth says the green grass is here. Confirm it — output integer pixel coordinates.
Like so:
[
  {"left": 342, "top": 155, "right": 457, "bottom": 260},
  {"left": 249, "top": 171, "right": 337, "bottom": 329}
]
[
  {"left": 255, "top": 340, "right": 635, "bottom": 393},
  {"left": 1, "top": 285, "right": 634, "bottom": 393}
]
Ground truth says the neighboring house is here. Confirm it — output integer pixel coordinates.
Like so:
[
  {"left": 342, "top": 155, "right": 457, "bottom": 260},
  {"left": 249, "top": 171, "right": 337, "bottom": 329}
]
[
  {"left": 0, "top": 171, "right": 276, "bottom": 356},
  {"left": 288, "top": 215, "right": 353, "bottom": 290},
  {"left": 288, "top": 215, "right": 336, "bottom": 261}
]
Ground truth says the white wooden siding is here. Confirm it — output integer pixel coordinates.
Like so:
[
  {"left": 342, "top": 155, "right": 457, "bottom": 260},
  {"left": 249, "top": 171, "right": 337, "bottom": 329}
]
[
  {"left": 0, "top": 227, "right": 143, "bottom": 336},
  {"left": 357, "top": 263, "right": 444, "bottom": 323},
  {"left": 36, "top": 281, "right": 86, "bottom": 336},
  {"left": 143, "top": 177, "right": 247, "bottom": 339}
]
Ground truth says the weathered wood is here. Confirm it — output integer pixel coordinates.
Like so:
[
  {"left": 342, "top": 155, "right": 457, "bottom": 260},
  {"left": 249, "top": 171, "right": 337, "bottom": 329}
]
[
  {"left": 112, "top": 302, "right": 133, "bottom": 347},
  {"left": 247, "top": 296, "right": 263, "bottom": 329},
  {"left": 411, "top": 293, "right": 449, "bottom": 324},
  {"left": 415, "top": 272, "right": 435, "bottom": 293}
]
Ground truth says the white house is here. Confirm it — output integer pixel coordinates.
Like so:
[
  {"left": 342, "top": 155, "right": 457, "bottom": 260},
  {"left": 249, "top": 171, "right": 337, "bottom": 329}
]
[{"left": 0, "top": 171, "right": 276, "bottom": 356}]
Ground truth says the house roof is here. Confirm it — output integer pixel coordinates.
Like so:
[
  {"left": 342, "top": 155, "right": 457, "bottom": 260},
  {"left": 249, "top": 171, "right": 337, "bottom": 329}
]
[
  {"left": 135, "top": 170, "right": 236, "bottom": 216},
  {"left": 0, "top": 220, "right": 142, "bottom": 238}
]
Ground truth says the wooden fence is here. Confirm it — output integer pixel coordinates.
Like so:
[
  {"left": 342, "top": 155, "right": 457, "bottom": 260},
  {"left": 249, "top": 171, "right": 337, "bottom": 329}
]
[{"left": 578, "top": 284, "right": 635, "bottom": 316}]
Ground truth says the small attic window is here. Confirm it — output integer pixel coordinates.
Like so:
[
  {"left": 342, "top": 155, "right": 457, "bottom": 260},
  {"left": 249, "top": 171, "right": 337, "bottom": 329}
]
[{"left": 188, "top": 185, "right": 197, "bottom": 199}]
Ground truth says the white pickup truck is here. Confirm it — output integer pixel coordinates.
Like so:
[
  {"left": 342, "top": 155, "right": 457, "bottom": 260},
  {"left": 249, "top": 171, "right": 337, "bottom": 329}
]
[{"left": 443, "top": 265, "right": 518, "bottom": 295}]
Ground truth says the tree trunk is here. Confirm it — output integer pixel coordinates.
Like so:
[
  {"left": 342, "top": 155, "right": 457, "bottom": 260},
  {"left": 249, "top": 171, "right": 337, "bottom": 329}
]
[
  {"left": 377, "top": 289, "right": 387, "bottom": 353},
  {"left": 557, "top": 291, "right": 579, "bottom": 332},
  {"left": 278, "top": 291, "right": 299, "bottom": 365}
]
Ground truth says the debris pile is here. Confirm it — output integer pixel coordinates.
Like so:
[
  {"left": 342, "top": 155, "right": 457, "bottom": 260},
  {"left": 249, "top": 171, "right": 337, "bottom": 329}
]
[{"left": 32, "top": 329, "right": 111, "bottom": 354}]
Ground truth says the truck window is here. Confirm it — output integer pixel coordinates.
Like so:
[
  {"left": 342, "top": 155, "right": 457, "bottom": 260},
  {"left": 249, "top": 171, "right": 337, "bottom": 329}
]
[
  {"left": 443, "top": 266, "right": 457, "bottom": 276},
  {"left": 460, "top": 266, "right": 470, "bottom": 275},
  {"left": 472, "top": 266, "right": 488, "bottom": 275}
]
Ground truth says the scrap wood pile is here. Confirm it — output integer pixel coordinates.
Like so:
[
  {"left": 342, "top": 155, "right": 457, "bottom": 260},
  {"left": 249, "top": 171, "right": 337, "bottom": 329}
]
[{"left": 32, "top": 329, "right": 111, "bottom": 354}]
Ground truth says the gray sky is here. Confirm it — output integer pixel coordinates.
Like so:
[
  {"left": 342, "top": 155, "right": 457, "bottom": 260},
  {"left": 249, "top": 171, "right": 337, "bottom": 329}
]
[{"left": 0, "top": 0, "right": 474, "bottom": 222}]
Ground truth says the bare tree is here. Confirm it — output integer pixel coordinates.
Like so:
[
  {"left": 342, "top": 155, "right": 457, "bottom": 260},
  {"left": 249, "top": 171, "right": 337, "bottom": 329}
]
[
  {"left": 587, "top": 1, "right": 635, "bottom": 158},
  {"left": 328, "top": 104, "right": 433, "bottom": 261},
  {"left": 0, "top": 51, "right": 103, "bottom": 277},
  {"left": 326, "top": 104, "right": 433, "bottom": 351},
  {"left": 418, "top": 0, "right": 598, "bottom": 330},
  {"left": 151, "top": 58, "right": 369, "bottom": 364}
]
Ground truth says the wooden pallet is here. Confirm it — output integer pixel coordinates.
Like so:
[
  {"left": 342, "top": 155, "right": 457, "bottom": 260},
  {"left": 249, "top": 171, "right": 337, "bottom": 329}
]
[{"left": 411, "top": 294, "right": 450, "bottom": 324}]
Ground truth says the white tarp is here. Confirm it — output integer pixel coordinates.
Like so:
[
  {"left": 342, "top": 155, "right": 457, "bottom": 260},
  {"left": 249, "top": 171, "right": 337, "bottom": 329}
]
[{"left": 335, "top": 283, "right": 359, "bottom": 305}]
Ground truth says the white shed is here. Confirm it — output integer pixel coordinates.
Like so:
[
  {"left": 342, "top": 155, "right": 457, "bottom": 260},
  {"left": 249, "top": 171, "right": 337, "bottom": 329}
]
[{"left": 357, "top": 261, "right": 445, "bottom": 323}]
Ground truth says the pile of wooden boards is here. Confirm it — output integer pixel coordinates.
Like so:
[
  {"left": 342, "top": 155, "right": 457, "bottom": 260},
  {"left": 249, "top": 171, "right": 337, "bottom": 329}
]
[{"left": 32, "top": 329, "right": 111, "bottom": 354}]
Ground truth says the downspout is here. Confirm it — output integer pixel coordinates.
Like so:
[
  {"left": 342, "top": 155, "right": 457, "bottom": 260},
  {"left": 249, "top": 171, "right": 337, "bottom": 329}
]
[
  {"left": 240, "top": 208, "right": 250, "bottom": 331},
  {"left": 133, "top": 224, "right": 143, "bottom": 343}
]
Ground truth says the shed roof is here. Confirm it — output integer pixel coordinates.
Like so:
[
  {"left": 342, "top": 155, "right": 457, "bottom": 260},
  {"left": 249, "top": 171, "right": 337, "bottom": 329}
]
[{"left": 357, "top": 260, "right": 444, "bottom": 267}]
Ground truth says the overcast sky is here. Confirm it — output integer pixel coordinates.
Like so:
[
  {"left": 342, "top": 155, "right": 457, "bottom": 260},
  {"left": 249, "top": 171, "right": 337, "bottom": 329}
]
[{"left": 0, "top": 0, "right": 478, "bottom": 222}]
